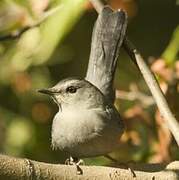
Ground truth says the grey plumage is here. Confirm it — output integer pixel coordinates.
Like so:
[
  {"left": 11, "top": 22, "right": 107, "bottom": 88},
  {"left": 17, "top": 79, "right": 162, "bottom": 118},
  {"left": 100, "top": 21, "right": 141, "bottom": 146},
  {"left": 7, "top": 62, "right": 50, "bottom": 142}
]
[
  {"left": 86, "top": 6, "right": 127, "bottom": 102},
  {"left": 38, "top": 6, "right": 127, "bottom": 158},
  {"left": 49, "top": 78, "right": 124, "bottom": 157}
]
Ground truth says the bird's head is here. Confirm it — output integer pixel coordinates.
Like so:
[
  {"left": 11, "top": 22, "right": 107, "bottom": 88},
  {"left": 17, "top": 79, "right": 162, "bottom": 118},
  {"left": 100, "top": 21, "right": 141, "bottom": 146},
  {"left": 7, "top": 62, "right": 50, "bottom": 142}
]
[{"left": 38, "top": 77, "right": 105, "bottom": 110}]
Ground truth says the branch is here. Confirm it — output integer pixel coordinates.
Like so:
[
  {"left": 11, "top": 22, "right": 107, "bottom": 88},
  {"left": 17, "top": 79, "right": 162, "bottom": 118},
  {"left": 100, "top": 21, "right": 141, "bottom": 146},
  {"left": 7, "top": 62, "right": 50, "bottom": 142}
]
[
  {"left": 90, "top": 0, "right": 179, "bottom": 147},
  {"left": 0, "top": 5, "right": 63, "bottom": 41},
  {"left": 89, "top": 0, "right": 104, "bottom": 13},
  {"left": 116, "top": 89, "right": 154, "bottom": 107},
  {"left": 123, "top": 38, "right": 179, "bottom": 146},
  {"left": 1, "top": 154, "right": 179, "bottom": 180}
]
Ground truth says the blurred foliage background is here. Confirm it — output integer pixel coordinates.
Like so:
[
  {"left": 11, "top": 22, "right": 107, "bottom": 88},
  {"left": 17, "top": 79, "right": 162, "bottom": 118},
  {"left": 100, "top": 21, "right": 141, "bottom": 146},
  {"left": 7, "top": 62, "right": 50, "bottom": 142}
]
[{"left": 0, "top": 0, "right": 179, "bottom": 165}]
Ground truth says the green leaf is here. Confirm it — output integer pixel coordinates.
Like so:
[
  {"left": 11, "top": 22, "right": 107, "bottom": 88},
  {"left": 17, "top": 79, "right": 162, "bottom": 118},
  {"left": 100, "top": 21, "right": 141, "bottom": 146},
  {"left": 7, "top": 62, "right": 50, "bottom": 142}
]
[
  {"left": 162, "top": 26, "right": 179, "bottom": 66},
  {"left": 34, "top": 0, "right": 86, "bottom": 65}
]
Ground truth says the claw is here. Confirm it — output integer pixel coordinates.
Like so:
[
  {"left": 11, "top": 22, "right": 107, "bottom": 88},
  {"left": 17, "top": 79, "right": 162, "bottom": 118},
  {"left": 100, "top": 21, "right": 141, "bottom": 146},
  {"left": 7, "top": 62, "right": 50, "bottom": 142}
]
[
  {"left": 65, "top": 156, "right": 84, "bottom": 175},
  {"left": 104, "top": 155, "right": 136, "bottom": 178}
]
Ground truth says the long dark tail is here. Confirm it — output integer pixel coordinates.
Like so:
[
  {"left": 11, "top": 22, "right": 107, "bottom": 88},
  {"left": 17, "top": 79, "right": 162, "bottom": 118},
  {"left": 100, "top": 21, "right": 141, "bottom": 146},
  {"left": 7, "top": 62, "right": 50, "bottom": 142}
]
[{"left": 85, "top": 6, "right": 127, "bottom": 102}]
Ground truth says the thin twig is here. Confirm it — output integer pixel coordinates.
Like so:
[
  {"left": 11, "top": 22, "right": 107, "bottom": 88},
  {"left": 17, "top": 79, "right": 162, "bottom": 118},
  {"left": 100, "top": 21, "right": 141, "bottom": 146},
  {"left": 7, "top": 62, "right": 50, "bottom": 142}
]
[
  {"left": 0, "top": 4, "right": 63, "bottom": 41},
  {"left": 89, "top": 0, "right": 104, "bottom": 13},
  {"left": 116, "top": 89, "right": 154, "bottom": 107},
  {"left": 123, "top": 39, "right": 179, "bottom": 146},
  {"left": 90, "top": 0, "right": 179, "bottom": 146}
]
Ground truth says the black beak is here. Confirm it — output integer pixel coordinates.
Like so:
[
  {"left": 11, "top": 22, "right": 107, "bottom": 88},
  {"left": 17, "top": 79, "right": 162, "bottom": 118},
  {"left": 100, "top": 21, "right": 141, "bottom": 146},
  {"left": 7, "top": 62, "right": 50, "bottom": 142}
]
[{"left": 38, "top": 88, "right": 54, "bottom": 95}]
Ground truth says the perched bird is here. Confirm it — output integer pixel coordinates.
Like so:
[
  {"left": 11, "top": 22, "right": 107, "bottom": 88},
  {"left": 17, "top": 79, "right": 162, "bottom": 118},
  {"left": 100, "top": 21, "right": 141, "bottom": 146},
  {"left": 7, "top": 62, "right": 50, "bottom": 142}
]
[{"left": 39, "top": 6, "right": 127, "bottom": 163}]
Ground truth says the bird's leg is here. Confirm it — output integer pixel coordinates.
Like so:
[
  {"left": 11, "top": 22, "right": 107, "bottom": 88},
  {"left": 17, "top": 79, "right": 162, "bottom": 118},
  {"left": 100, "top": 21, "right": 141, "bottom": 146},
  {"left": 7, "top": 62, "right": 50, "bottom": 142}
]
[
  {"left": 65, "top": 156, "right": 74, "bottom": 165},
  {"left": 104, "top": 155, "right": 136, "bottom": 178},
  {"left": 65, "top": 156, "right": 84, "bottom": 175}
]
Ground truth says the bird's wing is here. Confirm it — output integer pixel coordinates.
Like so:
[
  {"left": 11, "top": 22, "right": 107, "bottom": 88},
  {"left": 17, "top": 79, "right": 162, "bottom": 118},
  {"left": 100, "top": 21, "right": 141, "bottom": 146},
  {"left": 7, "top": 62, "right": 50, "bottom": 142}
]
[{"left": 85, "top": 6, "right": 127, "bottom": 103}]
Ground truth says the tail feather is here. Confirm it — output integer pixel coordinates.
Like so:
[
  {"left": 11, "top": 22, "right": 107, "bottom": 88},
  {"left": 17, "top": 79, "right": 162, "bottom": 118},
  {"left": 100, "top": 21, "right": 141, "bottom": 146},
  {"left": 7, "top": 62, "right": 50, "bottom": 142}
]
[{"left": 85, "top": 6, "right": 127, "bottom": 102}]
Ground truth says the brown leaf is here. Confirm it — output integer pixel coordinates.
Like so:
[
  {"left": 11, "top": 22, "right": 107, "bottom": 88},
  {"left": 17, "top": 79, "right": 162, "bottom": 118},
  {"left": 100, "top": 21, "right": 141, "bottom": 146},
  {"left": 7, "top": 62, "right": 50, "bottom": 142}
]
[
  {"left": 153, "top": 110, "right": 171, "bottom": 162},
  {"left": 11, "top": 72, "right": 32, "bottom": 93},
  {"left": 108, "top": 0, "right": 138, "bottom": 18},
  {"left": 32, "top": 103, "right": 52, "bottom": 123},
  {"left": 151, "top": 59, "right": 173, "bottom": 82},
  {"left": 30, "top": 0, "right": 49, "bottom": 16}
]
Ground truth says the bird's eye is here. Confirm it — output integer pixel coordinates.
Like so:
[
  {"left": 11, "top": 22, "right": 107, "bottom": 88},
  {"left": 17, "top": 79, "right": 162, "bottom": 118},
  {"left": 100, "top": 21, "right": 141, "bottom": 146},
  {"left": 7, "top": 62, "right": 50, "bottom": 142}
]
[{"left": 66, "top": 86, "right": 77, "bottom": 93}]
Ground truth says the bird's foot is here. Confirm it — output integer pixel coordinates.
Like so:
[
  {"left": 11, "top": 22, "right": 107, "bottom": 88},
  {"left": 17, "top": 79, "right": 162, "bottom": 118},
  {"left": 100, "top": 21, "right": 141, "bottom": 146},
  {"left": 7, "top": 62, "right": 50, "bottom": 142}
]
[
  {"left": 65, "top": 157, "right": 84, "bottom": 175},
  {"left": 104, "top": 155, "right": 136, "bottom": 178}
]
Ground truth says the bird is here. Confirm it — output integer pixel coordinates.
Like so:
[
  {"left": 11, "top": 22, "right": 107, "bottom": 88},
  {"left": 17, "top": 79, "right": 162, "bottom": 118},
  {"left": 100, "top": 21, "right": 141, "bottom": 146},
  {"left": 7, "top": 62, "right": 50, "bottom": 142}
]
[{"left": 38, "top": 6, "right": 127, "bottom": 165}]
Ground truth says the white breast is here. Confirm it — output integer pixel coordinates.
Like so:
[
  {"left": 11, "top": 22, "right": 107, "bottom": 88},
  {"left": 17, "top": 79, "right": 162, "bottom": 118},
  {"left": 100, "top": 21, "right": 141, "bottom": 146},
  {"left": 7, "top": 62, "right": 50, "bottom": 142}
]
[
  {"left": 51, "top": 106, "right": 123, "bottom": 157},
  {"left": 51, "top": 108, "right": 105, "bottom": 148}
]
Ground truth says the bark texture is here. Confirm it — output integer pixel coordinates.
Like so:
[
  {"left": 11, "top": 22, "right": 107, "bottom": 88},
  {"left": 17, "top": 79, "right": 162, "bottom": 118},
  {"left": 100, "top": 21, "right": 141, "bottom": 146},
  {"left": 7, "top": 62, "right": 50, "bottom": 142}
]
[{"left": 0, "top": 154, "right": 179, "bottom": 180}]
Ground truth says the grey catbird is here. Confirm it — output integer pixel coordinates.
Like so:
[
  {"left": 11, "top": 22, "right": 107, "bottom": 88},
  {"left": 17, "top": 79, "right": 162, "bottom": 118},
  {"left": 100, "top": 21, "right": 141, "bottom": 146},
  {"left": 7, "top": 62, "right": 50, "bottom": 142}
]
[{"left": 39, "top": 6, "right": 127, "bottom": 162}]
